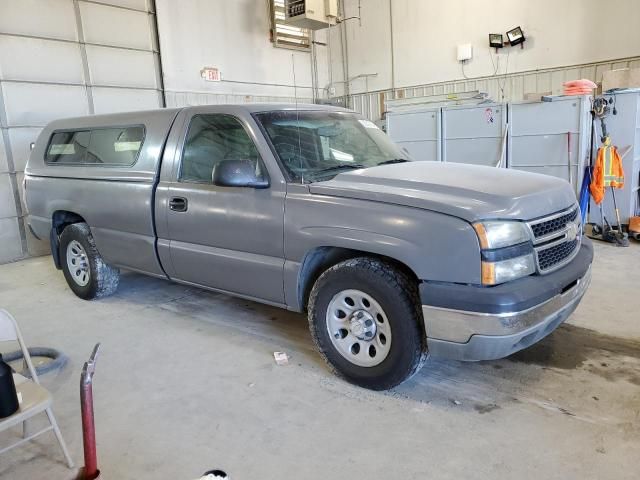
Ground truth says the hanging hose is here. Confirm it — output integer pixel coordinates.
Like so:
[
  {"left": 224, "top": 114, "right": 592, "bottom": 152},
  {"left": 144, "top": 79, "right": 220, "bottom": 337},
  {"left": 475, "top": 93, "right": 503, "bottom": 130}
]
[{"left": 3, "top": 347, "right": 68, "bottom": 377}]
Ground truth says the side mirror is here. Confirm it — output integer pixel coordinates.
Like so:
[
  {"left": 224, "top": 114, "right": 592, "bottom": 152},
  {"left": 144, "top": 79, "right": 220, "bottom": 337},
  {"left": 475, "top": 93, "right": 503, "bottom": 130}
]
[{"left": 212, "top": 160, "right": 268, "bottom": 189}]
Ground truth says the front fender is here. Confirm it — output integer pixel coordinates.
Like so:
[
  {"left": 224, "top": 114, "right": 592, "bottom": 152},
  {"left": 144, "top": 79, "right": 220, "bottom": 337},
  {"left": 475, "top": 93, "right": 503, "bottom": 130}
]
[{"left": 284, "top": 188, "right": 482, "bottom": 309}]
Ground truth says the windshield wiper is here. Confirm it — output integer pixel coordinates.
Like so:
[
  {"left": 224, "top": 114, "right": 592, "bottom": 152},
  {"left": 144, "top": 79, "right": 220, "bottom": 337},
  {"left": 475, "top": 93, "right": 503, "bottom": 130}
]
[
  {"left": 313, "top": 164, "right": 367, "bottom": 175},
  {"left": 377, "top": 158, "right": 410, "bottom": 166}
]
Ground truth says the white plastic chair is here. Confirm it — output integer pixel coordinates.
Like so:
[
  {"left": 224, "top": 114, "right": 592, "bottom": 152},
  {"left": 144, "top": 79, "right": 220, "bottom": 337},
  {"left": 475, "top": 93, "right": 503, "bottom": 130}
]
[{"left": 0, "top": 309, "right": 74, "bottom": 468}]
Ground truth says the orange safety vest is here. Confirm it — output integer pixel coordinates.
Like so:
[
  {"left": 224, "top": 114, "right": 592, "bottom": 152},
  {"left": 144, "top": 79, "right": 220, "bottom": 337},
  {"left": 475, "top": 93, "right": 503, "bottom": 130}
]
[{"left": 590, "top": 137, "right": 624, "bottom": 205}]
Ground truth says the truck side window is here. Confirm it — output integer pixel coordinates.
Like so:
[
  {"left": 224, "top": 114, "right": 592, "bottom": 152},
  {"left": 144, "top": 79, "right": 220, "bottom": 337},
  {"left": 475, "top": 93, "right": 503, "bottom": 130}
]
[{"left": 180, "top": 114, "right": 263, "bottom": 183}]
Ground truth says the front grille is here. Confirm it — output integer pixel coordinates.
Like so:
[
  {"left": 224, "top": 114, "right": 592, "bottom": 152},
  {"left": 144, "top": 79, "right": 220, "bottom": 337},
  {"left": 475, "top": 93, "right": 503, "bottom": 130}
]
[
  {"left": 530, "top": 208, "right": 579, "bottom": 239},
  {"left": 527, "top": 206, "right": 581, "bottom": 273},
  {"left": 536, "top": 238, "right": 579, "bottom": 272}
]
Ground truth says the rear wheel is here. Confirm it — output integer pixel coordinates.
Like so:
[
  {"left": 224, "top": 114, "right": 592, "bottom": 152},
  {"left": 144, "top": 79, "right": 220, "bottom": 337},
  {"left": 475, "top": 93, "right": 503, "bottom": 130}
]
[
  {"left": 308, "top": 257, "right": 427, "bottom": 390},
  {"left": 59, "top": 223, "right": 120, "bottom": 300}
]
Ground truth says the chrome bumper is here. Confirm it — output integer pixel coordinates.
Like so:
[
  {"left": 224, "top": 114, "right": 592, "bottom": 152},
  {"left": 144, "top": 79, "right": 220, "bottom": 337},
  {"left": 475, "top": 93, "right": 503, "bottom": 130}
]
[{"left": 422, "top": 266, "right": 591, "bottom": 361}]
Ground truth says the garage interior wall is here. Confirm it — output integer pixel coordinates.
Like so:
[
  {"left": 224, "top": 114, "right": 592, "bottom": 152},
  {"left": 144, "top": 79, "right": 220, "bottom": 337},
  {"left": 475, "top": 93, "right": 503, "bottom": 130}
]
[
  {"left": 0, "top": 0, "right": 164, "bottom": 264},
  {"left": 330, "top": 0, "right": 640, "bottom": 118},
  {"left": 0, "top": 0, "right": 332, "bottom": 265},
  {"left": 155, "top": 0, "right": 330, "bottom": 107},
  {"left": 3, "top": 0, "right": 639, "bottom": 263}
]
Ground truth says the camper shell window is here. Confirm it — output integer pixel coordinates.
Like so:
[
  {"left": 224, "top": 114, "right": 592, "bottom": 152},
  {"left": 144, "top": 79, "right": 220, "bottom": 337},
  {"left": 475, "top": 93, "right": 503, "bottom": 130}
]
[{"left": 45, "top": 126, "right": 145, "bottom": 166}]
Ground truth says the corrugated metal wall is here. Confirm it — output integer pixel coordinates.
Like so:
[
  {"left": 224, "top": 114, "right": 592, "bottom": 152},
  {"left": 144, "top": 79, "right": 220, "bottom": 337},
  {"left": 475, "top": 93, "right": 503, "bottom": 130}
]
[
  {"left": 345, "top": 56, "right": 640, "bottom": 121},
  {"left": 0, "top": 0, "right": 163, "bottom": 264}
]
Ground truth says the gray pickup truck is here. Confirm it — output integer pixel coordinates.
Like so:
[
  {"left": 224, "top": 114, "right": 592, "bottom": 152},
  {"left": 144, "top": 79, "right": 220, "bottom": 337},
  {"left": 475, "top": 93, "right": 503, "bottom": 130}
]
[{"left": 24, "top": 104, "right": 593, "bottom": 390}]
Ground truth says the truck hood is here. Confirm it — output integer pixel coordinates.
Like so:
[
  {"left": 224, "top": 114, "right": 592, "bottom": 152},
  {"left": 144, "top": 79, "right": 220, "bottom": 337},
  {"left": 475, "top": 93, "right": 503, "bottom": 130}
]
[{"left": 308, "top": 161, "right": 576, "bottom": 222}]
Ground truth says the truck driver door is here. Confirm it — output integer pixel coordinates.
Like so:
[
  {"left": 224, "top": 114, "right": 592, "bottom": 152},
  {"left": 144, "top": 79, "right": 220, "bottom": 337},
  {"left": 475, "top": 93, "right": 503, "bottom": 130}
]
[{"left": 156, "top": 110, "right": 286, "bottom": 304}]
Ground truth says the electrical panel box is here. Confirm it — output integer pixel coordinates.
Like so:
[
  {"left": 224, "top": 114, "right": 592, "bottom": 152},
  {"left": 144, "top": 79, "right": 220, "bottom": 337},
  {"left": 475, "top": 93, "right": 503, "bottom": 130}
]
[
  {"left": 457, "top": 44, "right": 473, "bottom": 62},
  {"left": 285, "top": 0, "right": 338, "bottom": 30},
  {"left": 325, "top": 0, "right": 338, "bottom": 17}
]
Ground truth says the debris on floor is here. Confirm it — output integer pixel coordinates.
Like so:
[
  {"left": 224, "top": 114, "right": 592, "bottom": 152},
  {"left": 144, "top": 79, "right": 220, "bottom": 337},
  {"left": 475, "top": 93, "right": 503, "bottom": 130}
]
[{"left": 273, "top": 351, "right": 289, "bottom": 366}]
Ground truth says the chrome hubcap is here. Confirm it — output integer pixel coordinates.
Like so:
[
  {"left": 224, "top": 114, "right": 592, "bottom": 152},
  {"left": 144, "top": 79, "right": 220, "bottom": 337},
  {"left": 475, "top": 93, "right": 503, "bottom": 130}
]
[
  {"left": 326, "top": 289, "right": 392, "bottom": 367},
  {"left": 66, "top": 240, "right": 90, "bottom": 287},
  {"left": 349, "top": 310, "right": 377, "bottom": 340}
]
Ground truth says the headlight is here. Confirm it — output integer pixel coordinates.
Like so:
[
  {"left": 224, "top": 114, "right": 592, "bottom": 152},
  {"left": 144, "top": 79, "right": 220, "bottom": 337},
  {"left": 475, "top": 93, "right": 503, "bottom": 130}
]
[
  {"left": 474, "top": 220, "right": 535, "bottom": 285},
  {"left": 481, "top": 253, "right": 536, "bottom": 285},
  {"left": 473, "top": 221, "right": 530, "bottom": 249}
]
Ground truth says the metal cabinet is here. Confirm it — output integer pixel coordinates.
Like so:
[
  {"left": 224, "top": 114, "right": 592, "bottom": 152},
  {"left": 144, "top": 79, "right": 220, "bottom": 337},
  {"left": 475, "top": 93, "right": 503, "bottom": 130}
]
[
  {"left": 508, "top": 97, "right": 591, "bottom": 192},
  {"left": 386, "top": 97, "right": 592, "bottom": 196},
  {"left": 386, "top": 108, "right": 441, "bottom": 162},
  {"left": 442, "top": 103, "right": 506, "bottom": 167}
]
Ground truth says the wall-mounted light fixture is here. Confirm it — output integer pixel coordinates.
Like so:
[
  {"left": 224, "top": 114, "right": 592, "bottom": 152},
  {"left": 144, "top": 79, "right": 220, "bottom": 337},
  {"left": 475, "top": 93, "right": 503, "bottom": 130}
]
[
  {"left": 506, "top": 26, "right": 525, "bottom": 47},
  {"left": 489, "top": 33, "right": 503, "bottom": 51}
]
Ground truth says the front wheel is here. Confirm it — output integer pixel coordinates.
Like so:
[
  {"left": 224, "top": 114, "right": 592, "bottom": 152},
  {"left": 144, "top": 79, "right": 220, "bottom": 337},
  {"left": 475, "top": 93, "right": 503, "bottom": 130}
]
[
  {"left": 308, "top": 257, "right": 427, "bottom": 390},
  {"left": 59, "top": 223, "right": 120, "bottom": 300}
]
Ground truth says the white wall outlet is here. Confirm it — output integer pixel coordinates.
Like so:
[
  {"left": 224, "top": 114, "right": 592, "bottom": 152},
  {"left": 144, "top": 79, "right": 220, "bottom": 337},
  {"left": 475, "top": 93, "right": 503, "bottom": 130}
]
[{"left": 457, "top": 44, "right": 473, "bottom": 62}]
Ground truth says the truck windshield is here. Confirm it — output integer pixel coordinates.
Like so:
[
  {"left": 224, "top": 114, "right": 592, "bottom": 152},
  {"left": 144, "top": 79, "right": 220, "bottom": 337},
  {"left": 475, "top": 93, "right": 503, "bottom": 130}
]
[{"left": 255, "top": 110, "right": 410, "bottom": 182}]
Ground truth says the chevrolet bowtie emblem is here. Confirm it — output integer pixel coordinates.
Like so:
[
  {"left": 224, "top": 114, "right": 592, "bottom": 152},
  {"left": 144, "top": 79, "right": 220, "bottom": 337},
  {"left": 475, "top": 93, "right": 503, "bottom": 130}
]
[{"left": 566, "top": 223, "right": 579, "bottom": 242}]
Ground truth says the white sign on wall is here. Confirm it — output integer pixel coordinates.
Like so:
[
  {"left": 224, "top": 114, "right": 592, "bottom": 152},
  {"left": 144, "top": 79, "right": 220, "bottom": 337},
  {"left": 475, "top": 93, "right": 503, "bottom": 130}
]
[{"left": 200, "top": 67, "right": 221, "bottom": 82}]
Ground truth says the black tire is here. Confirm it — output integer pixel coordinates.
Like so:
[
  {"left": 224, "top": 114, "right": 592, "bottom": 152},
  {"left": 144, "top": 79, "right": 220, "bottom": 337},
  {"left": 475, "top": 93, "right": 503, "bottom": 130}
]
[
  {"left": 59, "top": 222, "right": 120, "bottom": 300},
  {"left": 308, "top": 257, "right": 427, "bottom": 390}
]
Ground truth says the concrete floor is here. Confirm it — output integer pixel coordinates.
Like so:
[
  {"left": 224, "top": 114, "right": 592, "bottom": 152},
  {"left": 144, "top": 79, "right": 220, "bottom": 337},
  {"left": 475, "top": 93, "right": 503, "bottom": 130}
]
[{"left": 0, "top": 242, "right": 639, "bottom": 480}]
